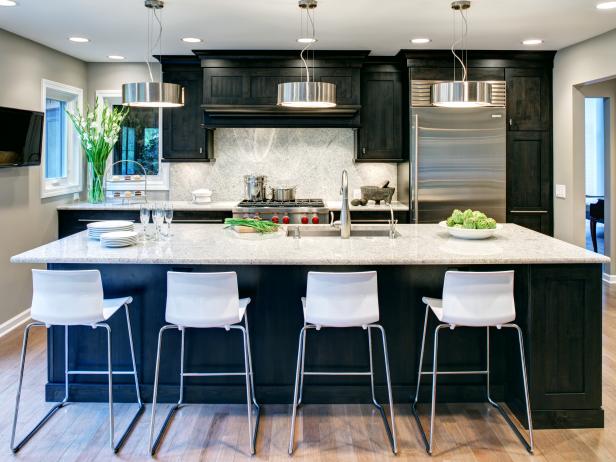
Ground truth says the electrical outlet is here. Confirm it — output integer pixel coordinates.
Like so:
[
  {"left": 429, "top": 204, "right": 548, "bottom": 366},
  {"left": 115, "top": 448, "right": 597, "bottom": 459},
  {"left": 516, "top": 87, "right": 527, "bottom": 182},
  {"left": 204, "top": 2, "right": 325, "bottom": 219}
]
[
  {"left": 353, "top": 188, "right": 362, "bottom": 199},
  {"left": 555, "top": 184, "right": 566, "bottom": 199}
]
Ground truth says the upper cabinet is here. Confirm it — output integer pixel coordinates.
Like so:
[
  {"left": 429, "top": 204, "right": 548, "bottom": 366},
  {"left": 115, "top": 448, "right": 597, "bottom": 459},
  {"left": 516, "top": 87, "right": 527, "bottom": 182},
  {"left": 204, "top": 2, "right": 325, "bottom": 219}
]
[
  {"left": 356, "top": 61, "right": 406, "bottom": 162},
  {"left": 162, "top": 58, "right": 213, "bottom": 161},
  {"left": 195, "top": 50, "right": 369, "bottom": 128},
  {"left": 506, "top": 67, "right": 552, "bottom": 131}
]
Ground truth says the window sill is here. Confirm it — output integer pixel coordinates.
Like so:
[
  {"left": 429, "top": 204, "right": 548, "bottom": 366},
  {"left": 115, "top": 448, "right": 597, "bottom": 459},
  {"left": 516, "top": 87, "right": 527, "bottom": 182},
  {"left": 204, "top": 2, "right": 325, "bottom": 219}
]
[{"left": 41, "top": 183, "right": 82, "bottom": 199}]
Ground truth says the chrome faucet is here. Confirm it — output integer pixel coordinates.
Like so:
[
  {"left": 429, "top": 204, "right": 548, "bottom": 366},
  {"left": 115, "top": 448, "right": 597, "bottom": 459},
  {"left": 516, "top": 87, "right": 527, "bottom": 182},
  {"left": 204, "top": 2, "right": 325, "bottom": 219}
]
[
  {"left": 340, "top": 170, "right": 351, "bottom": 239},
  {"left": 388, "top": 202, "right": 398, "bottom": 239}
]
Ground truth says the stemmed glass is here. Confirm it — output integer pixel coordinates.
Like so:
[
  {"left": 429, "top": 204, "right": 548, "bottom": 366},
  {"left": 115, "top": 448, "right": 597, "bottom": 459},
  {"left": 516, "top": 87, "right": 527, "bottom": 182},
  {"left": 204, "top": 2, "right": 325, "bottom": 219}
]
[
  {"left": 139, "top": 204, "right": 150, "bottom": 242},
  {"left": 152, "top": 203, "right": 165, "bottom": 241},
  {"left": 164, "top": 202, "right": 174, "bottom": 237}
]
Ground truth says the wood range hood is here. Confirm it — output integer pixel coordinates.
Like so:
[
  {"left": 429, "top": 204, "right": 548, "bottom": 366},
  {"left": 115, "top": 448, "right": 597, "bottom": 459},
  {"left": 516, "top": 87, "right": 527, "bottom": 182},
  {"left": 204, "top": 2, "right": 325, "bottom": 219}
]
[{"left": 194, "top": 50, "right": 370, "bottom": 128}]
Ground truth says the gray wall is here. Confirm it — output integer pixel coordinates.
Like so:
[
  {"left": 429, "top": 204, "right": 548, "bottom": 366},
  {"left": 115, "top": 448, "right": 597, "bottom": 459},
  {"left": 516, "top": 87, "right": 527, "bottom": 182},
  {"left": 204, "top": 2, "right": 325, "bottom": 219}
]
[{"left": 0, "top": 28, "right": 87, "bottom": 324}]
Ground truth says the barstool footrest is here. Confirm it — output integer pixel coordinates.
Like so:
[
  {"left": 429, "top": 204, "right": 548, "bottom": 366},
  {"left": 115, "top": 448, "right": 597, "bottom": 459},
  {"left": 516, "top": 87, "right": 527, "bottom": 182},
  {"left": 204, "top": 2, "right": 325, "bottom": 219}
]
[
  {"left": 303, "top": 371, "right": 372, "bottom": 376},
  {"left": 66, "top": 370, "right": 138, "bottom": 375},
  {"left": 11, "top": 401, "right": 68, "bottom": 454},
  {"left": 419, "top": 370, "right": 488, "bottom": 376}
]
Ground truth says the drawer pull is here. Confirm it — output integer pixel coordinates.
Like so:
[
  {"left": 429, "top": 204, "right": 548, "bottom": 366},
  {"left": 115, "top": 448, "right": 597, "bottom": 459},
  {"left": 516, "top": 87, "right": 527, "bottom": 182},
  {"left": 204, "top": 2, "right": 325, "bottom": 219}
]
[
  {"left": 509, "top": 210, "right": 548, "bottom": 214},
  {"left": 172, "top": 219, "right": 223, "bottom": 223},
  {"left": 77, "top": 219, "right": 135, "bottom": 222}
]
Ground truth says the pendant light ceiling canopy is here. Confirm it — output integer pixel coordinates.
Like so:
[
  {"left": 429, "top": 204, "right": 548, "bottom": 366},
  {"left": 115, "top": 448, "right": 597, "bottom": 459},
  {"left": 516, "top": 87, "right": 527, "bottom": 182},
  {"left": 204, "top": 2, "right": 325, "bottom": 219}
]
[
  {"left": 277, "top": 0, "right": 336, "bottom": 109},
  {"left": 122, "top": 0, "right": 184, "bottom": 108},
  {"left": 432, "top": 1, "right": 492, "bottom": 108}
]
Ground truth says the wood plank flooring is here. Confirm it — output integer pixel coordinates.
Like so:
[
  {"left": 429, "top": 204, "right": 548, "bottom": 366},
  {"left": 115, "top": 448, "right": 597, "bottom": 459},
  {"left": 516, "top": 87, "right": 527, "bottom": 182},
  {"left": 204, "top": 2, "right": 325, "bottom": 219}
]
[{"left": 2, "top": 283, "right": 616, "bottom": 461}]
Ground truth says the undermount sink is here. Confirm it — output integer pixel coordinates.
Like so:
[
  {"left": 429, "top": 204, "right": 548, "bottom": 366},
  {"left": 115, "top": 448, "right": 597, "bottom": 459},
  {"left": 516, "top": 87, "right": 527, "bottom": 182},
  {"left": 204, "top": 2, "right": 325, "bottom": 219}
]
[{"left": 285, "top": 225, "right": 399, "bottom": 238}]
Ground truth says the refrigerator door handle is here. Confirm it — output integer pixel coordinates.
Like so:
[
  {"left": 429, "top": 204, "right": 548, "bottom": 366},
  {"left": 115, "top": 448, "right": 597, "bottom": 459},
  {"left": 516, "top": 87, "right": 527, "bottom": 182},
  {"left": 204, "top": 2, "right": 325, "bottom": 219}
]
[{"left": 412, "top": 114, "right": 419, "bottom": 223}]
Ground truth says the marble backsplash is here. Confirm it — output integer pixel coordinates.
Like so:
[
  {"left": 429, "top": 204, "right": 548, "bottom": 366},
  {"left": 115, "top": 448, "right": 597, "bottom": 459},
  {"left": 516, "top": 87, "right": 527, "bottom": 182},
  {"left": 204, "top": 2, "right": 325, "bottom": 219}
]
[{"left": 169, "top": 128, "right": 398, "bottom": 201}]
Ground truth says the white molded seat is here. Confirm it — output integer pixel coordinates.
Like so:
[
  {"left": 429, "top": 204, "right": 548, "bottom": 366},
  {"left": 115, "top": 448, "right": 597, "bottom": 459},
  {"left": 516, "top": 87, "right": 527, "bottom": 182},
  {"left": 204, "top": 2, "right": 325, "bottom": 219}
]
[
  {"left": 423, "top": 271, "right": 516, "bottom": 327},
  {"left": 304, "top": 271, "right": 379, "bottom": 328},
  {"left": 165, "top": 271, "right": 249, "bottom": 328},
  {"left": 31, "top": 269, "right": 131, "bottom": 326}
]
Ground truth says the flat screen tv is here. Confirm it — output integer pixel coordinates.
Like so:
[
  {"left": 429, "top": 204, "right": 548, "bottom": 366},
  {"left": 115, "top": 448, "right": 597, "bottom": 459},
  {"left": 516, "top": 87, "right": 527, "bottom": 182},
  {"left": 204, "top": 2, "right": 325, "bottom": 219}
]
[{"left": 0, "top": 106, "right": 44, "bottom": 168}]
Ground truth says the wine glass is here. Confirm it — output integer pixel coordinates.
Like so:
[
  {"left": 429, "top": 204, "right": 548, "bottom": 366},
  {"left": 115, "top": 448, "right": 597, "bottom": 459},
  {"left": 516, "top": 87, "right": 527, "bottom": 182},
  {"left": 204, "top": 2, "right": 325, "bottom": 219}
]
[
  {"left": 139, "top": 204, "right": 150, "bottom": 241},
  {"left": 152, "top": 203, "right": 165, "bottom": 241},
  {"left": 164, "top": 202, "right": 174, "bottom": 237}
]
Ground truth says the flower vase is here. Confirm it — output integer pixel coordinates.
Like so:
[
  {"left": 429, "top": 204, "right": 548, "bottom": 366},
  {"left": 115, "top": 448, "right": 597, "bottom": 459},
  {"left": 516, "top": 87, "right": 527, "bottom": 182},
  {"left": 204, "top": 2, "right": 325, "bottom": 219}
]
[{"left": 87, "top": 161, "right": 106, "bottom": 204}]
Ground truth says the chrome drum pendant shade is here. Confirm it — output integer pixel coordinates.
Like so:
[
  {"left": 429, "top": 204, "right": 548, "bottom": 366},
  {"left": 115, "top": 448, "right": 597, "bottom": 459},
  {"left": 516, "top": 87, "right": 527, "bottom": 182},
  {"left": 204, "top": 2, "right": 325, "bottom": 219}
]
[
  {"left": 432, "top": 81, "right": 492, "bottom": 108},
  {"left": 122, "top": 82, "right": 184, "bottom": 108},
  {"left": 277, "top": 81, "right": 336, "bottom": 108}
]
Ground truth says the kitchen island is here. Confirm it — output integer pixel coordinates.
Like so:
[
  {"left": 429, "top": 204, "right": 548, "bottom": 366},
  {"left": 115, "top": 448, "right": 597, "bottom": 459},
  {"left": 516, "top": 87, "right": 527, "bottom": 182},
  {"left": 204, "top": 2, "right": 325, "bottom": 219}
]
[{"left": 11, "top": 224, "right": 609, "bottom": 429}]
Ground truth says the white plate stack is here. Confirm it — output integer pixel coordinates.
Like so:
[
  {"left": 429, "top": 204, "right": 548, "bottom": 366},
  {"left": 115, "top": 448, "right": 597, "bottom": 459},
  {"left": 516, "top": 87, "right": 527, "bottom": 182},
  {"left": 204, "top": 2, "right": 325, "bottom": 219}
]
[
  {"left": 87, "top": 220, "right": 134, "bottom": 240},
  {"left": 100, "top": 230, "right": 139, "bottom": 248}
]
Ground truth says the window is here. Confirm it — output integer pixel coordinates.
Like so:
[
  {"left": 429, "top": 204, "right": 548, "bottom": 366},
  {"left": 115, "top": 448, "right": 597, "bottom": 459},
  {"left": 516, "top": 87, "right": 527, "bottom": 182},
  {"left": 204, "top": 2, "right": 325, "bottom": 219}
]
[
  {"left": 113, "top": 106, "right": 159, "bottom": 176},
  {"left": 40, "top": 80, "right": 83, "bottom": 198},
  {"left": 97, "top": 90, "right": 169, "bottom": 190}
]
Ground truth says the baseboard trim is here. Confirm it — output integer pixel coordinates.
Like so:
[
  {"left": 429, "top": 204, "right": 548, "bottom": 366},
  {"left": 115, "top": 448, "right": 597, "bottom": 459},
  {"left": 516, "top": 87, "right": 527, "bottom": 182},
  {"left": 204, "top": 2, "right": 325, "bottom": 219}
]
[
  {"left": 0, "top": 309, "right": 30, "bottom": 338},
  {"left": 602, "top": 273, "right": 616, "bottom": 284}
]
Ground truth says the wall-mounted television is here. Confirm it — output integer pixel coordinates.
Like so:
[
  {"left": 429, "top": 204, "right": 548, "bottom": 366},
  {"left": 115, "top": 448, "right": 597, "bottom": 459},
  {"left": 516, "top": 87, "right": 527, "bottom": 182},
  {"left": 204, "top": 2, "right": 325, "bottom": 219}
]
[{"left": 0, "top": 106, "right": 44, "bottom": 168}]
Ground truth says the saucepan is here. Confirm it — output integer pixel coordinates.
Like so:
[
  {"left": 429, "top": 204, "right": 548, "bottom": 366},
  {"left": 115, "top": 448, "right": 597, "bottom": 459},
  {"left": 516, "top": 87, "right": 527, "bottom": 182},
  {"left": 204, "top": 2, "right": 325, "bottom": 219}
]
[{"left": 270, "top": 185, "right": 296, "bottom": 202}]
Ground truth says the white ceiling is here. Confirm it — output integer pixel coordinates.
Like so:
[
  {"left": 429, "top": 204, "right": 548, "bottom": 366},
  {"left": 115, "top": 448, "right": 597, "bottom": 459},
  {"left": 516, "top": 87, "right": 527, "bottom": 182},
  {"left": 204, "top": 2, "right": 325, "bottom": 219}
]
[{"left": 1, "top": 0, "right": 616, "bottom": 62}]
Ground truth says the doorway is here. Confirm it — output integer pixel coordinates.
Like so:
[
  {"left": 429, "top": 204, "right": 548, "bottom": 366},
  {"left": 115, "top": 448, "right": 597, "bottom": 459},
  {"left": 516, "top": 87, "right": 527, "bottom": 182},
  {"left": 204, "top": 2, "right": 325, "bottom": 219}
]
[{"left": 585, "top": 97, "right": 607, "bottom": 253}]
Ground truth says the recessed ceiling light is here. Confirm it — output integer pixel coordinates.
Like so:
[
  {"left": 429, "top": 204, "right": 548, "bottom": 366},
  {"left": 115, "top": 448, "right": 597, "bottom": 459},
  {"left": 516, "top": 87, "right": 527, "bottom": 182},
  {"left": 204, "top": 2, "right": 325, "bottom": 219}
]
[
  {"left": 411, "top": 38, "right": 431, "bottom": 44},
  {"left": 297, "top": 37, "right": 317, "bottom": 44},
  {"left": 108, "top": 55, "right": 125, "bottom": 60},
  {"left": 597, "top": 2, "right": 616, "bottom": 9},
  {"left": 522, "top": 39, "right": 543, "bottom": 46},
  {"left": 181, "top": 37, "right": 202, "bottom": 43},
  {"left": 0, "top": 0, "right": 17, "bottom": 6},
  {"left": 69, "top": 36, "right": 90, "bottom": 43}
]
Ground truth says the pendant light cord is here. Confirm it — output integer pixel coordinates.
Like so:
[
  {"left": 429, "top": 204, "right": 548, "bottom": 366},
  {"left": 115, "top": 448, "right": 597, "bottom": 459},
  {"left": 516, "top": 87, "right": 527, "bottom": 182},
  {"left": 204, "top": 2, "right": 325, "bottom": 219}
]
[
  {"left": 144, "top": 5, "right": 163, "bottom": 83},
  {"left": 299, "top": 5, "right": 316, "bottom": 83},
  {"left": 451, "top": 6, "right": 468, "bottom": 82}
]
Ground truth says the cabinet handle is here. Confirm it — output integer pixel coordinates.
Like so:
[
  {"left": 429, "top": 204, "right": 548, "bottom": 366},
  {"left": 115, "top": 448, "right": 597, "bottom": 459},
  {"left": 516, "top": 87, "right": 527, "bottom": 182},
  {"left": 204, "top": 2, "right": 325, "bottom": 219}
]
[
  {"left": 172, "top": 219, "right": 223, "bottom": 223},
  {"left": 509, "top": 118, "right": 513, "bottom": 127},
  {"left": 199, "top": 147, "right": 203, "bottom": 154},
  {"left": 509, "top": 210, "right": 548, "bottom": 214},
  {"left": 362, "top": 147, "right": 366, "bottom": 154},
  {"left": 77, "top": 219, "right": 135, "bottom": 223}
]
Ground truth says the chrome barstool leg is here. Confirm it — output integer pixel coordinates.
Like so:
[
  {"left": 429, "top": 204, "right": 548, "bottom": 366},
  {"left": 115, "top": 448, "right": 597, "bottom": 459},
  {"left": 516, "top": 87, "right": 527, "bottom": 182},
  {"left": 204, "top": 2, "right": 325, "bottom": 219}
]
[
  {"left": 288, "top": 326, "right": 307, "bottom": 455},
  {"left": 297, "top": 321, "right": 307, "bottom": 406},
  {"left": 410, "top": 305, "right": 434, "bottom": 454},
  {"left": 237, "top": 325, "right": 256, "bottom": 455},
  {"left": 99, "top": 323, "right": 114, "bottom": 450},
  {"left": 370, "top": 325, "right": 398, "bottom": 454},
  {"left": 149, "top": 324, "right": 181, "bottom": 456},
  {"left": 243, "top": 315, "right": 261, "bottom": 453},
  {"left": 10, "top": 322, "right": 67, "bottom": 453},
  {"left": 487, "top": 324, "right": 534, "bottom": 454},
  {"left": 111, "top": 305, "right": 145, "bottom": 453}
]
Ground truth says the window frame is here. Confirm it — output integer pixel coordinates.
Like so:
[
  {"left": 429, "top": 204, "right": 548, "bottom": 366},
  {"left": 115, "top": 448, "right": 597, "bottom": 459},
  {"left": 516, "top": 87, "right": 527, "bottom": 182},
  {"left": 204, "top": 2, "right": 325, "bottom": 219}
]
[
  {"left": 40, "top": 79, "right": 84, "bottom": 199},
  {"left": 96, "top": 90, "right": 169, "bottom": 191}
]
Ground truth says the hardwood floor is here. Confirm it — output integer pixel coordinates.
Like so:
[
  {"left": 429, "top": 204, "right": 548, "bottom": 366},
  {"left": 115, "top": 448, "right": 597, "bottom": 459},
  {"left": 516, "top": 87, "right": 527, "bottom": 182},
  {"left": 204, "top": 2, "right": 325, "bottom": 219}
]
[{"left": 2, "top": 284, "right": 616, "bottom": 461}]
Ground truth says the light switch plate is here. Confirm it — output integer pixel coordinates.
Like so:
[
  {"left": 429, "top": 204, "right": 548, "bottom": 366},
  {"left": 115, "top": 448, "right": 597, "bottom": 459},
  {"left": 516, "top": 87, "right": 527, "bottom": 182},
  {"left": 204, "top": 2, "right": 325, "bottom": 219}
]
[
  {"left": 353, "top": 189, "right": 362, "bottom": 199},
  {"left": 555, "top": 184, "right": 566, "bottom": 199}
]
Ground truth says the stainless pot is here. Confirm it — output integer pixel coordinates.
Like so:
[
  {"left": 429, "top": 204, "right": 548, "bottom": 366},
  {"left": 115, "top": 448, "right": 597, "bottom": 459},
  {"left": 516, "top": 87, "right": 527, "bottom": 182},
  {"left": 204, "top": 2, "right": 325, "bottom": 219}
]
[
  {"left": 270, "top": 185, "right": 296, "bottom": 202},
  {"left": 244, "top": 175, "right": 267, "bottom": 201}
]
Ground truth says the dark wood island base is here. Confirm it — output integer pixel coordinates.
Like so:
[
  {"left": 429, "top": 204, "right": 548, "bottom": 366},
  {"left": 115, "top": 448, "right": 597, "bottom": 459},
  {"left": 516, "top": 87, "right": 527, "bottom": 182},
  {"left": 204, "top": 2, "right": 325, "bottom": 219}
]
[{"left": 44, "top": 262, "right": 603, "bottom": 430}]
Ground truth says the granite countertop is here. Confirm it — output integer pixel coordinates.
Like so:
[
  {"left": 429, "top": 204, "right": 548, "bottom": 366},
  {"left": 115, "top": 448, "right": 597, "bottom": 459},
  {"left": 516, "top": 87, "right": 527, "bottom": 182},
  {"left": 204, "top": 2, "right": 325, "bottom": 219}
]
[
  {"left": 11, "top": 223, "right": 609, "bottom": 266},
  {"left": 57, "top": 200, "right": 409, "bottom": 212}
]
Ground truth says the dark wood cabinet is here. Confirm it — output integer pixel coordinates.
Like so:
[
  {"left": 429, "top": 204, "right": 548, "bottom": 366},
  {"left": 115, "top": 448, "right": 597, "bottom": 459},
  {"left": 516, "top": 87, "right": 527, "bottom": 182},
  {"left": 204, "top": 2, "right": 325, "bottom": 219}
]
[
  {"left": 162, "top": 63, "right": 213, "bottom": 161},
  {"left": 356, "top": 63, "right": 406, "bottom": 162},
  {"left": 58, "top": 209, "right": 232, "bottom": 238},
  {"left": 506, "top": 68, "right": 552, "bottom": 131},
  {"left": 506, "top": 131, "right": 552, "bottom": 234}
]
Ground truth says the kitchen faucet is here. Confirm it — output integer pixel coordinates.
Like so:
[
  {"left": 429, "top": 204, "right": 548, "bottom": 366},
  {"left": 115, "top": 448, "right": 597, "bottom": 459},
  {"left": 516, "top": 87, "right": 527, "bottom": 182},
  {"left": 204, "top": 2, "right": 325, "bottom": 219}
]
[
  {"left": 339, "top": 170, "right": 351, "bottom": 239},
  {"left": 388, "top": 202, "right": 398, "bottom": 239}
]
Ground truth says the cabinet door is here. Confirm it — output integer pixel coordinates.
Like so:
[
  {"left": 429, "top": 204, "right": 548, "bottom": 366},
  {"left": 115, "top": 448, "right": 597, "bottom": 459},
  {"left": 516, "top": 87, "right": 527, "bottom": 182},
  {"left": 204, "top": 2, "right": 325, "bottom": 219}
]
[
  {"left": 357, "top": 69, "right": 404, "bottom": 161},
  {"left": 163, "top": 68, "right": 210, "bottom": 161},
  {"left": 506, "top": 68, "right": 551, "bottom": 131},
  {"left": 507, "top": 131, "right": 552, "bottom": 234}
]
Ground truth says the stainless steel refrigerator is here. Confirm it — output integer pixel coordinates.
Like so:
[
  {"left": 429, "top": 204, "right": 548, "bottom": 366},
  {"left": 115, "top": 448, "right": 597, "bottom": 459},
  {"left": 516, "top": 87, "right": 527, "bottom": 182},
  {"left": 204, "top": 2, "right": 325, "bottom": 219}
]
[{"left": 408, "top": 104, "right": 506, "bottom": 224}]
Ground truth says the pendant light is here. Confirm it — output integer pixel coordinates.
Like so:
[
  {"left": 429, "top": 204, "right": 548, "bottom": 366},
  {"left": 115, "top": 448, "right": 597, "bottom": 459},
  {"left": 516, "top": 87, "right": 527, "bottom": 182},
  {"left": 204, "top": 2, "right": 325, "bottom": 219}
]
[
  {"left": 277, "top": 0, "right": 336, "bottom": 109},
  {"left": 122, "top": 0, "right": 184, "bottom": 108},
  {"left": 432, "top": 1, "right": 491, "bottom": 108}
]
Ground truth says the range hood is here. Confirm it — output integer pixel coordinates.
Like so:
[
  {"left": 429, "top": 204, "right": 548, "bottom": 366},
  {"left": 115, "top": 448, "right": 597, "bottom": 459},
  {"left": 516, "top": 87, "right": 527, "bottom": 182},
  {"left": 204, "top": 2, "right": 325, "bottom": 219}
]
[{"left": 195, "top": 51, "right": 368, "bottom": 128}]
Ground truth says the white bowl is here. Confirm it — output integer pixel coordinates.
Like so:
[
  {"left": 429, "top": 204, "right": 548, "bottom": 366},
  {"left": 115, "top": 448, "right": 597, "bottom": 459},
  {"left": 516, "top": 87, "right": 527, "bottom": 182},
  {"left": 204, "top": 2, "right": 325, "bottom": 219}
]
[{"left": 439, "top": 221, "right": 502, "bottom": 240}]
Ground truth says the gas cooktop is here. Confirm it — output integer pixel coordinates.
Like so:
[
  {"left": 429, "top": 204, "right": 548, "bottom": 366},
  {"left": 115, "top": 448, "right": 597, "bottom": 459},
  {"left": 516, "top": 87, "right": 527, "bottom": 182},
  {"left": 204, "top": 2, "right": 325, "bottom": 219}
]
[{"left": 236, "top": 199, "right": 325, "bottom": 208}]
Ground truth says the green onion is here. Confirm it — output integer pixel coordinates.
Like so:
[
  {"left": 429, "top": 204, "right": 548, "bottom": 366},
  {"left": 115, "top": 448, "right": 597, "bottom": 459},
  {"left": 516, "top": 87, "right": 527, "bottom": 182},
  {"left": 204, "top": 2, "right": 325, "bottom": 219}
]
[{"left": 224, "top": 218, "right": 280, "bottom": 233}]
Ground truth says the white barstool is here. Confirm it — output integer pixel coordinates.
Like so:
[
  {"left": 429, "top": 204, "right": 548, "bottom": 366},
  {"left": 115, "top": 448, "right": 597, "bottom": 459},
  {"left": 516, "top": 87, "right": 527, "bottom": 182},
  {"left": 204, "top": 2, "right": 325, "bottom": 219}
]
[
  {"left": 10, "top": 269, "right": 144, "bottom": 454},
  {"left": 288, "top": 271, "right": 397, "bottom": 455},
  {"left": 412, "top": 270, "right": 533, "bottom": 455},
  {"left": 149, "top": 271, "right": 260, "bottom": 456}
]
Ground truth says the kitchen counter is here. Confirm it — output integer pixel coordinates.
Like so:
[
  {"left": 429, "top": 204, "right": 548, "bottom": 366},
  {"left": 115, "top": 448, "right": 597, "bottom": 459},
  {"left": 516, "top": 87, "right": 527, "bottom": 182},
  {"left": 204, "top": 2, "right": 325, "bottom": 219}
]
[
  {"left": 13, "top": 224, "right": 606, "bottom": 430},
  {"left": 11, "top": 223, "right": 607, "bottom": 266},
  {"left": 57, "top": 200, "right": 409, "bottom": 212}
]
